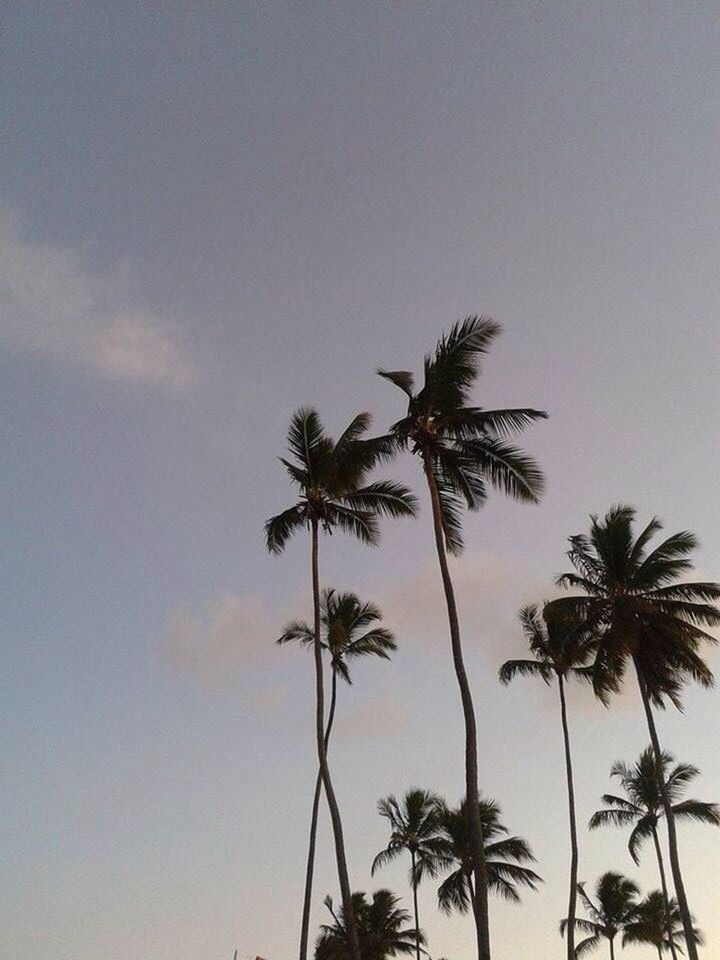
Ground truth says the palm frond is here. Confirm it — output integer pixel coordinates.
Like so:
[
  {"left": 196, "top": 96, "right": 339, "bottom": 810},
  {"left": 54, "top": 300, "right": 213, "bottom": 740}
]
[
  {"left": 377, "top": 369, "right": 415, "bottom": 398},
  {"left": 341, "top": 479, "right": 418, "bottom": 520},
  {"left": 264, "top": 505, "right": 306, "bottom": 554},
  {"left": 457, "top": 436, "right": 545, "bottom": 503}
]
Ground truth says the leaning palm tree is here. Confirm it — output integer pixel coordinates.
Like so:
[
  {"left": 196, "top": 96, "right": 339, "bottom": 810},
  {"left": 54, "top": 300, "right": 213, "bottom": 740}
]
[
  {"left": 561, "top": 872, "right": 640, "bottom": 960},
  {"left": 622, "top": 891, "right": 704, "bottom": 959},
  {"left": 266, "top": 408, "right": 417, "bottom": 960},
  {"left": 553, "top": 505, "right": 720, "bottom": 959},
  {"left": 378, "top": 316, "right": 546, "bottom": 960},
  {"left": 280, "top": 590, "right": 398, "bottom": 960},
  {"left": 316, "top": 890, "right": 423, "bottom": 960},
  {"left": 590, "top": 747, "right": 719, "bottom": 960},
  {"left": 499, "top": 603, "right": 597, "bottom": 960},
  {"left": 372, "top": 789, "right": 448, "bottom": 960}
]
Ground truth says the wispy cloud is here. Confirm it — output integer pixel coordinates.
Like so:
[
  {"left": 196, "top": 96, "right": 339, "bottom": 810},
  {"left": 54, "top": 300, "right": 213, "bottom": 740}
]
[{"left": 0, "top": 210, "right": 192, "bottom": 386}]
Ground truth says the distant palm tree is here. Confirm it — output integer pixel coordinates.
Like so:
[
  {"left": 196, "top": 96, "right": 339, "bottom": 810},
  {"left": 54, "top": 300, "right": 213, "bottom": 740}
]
[
  {"left": 372, "top": 789, "right": 448, "bottom": 960},
  {"left": 266, "top": 408, "right": 417, "bottom": 960},
  {"left": 500, "top": 603, "right": 597, "bottom": 960},
  {"left": 553, "top": 505, "right": 720, "bottom": 959},
  {"left": 561, "top": 872, "right": 640, "bottom": 960},
  {"left": 315, "top": 890, "right": 423, "bottom": 960},
  {"left": 379, "top": 317, "right": 546, "bottom": 960},
  {"left": 590, "top": 747, "right": 719, "bottom": 960},
  {"left": 622, "top": 891, "right": 704, "bottom": 959},
  {"left": 435, "top": 796, "right": 542, "bottom": 917},
  {"left": 280, "top": 590, "right": 398, "bottom": 960}
]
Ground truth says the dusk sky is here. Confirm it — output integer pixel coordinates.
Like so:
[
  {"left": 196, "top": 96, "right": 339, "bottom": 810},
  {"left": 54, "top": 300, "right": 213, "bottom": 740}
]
[{"left": 2, "top": 4, "right": 719, "bottom": 959}]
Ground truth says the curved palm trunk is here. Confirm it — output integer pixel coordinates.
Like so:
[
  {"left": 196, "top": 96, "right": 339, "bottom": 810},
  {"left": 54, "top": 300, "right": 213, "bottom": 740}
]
[
  {"left": 422, "top": 454, "right": 491, "bottom": 960},
  {"left": 311, "top": 521, "right": 360, "bottom": 960},
  {"left": 410, "top": 850, "right": 421, "bottom": 960},
  {"left": 650, "top": 825, "right": 679, "bottom": 960},
  {"left": 558, "top": 676, "right": 578, "bottom": 960},
  {"left": 298, "top": 667, "right": 339, "bottom": 960},
  {"left": 635, "top": 664, "right": 698, "bottom": 960}
]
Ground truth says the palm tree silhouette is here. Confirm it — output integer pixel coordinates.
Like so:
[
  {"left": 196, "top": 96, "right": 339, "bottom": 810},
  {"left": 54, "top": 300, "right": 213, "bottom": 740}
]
[
  {"left": 499, "top": 603, "right": 597, "bottom": 960},
  {"left": 279, "top": 589, "right": 398, "bottom": 960},
  {"left": 266, "top": 408, "right": 417, "bottom": 960},
  {"left": 315, "top": 890, "right": 424, "bottom": 960},
  {"left": 378, "top": 316, "right": 546, "bottom": 960},
  {"left": 553, "top": 504, "right": 720, "bottom": 959},
  {"left": 590, "top": 747, "right": 719, "bottom": 960},
  {"left": 372, "top": 789, "right": 448, "bottom": 960},
  {"left": 622, "top": 890, "right": 704, "bottom": 959},
  {"left": 561, "top": 872, "right": 639, "bottom": 960}
]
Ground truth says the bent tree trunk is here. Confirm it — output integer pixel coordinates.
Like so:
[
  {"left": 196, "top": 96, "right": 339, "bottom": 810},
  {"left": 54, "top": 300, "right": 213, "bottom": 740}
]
[
  {"left": 298, "top": 667, "right": 339, "bottom": 960},
  {"left": 650, "top": 825, "right": 679, "bottom": 960},
  {"left": 411, "top": 850, "right": 421, "bottom": 960},
  {"left": 423, "top": 454, "right": 491, "bottom": 960},
  {"left": 311, "top": 521, "right": 360, "bottom": 960},
  {"left": 635, "top": 664, "right": 698, "bottom": 960},
  {"left": 558, "top": 676, "right": 578, "bottom": 960}
]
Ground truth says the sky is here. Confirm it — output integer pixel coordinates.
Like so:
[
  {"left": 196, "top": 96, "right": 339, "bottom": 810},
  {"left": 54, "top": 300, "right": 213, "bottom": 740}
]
[{"left": 2, "top": 3, "right": 719, "bottom": 959}]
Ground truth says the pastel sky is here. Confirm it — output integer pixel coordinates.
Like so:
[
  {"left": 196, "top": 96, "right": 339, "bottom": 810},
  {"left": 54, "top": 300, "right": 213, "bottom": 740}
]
[{"left": 2, "top": 4, "right": 719, "bottom": 959}]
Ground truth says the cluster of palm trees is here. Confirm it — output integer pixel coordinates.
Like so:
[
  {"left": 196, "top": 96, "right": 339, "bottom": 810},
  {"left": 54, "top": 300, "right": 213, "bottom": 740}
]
[{"left": 265, "top": 317, "right": 719, "bottom": 960}]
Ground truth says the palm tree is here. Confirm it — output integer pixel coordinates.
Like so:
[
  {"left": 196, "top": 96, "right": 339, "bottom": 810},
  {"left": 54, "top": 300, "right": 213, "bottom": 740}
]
[
  {"left": 499, "top": 603, "right": 596, "bottom": 960},
  {"left": 372, "top": 789, "right": 448, "bottom": 960},
  {"left": 622, "top": 891, "right": 704, "bottom": 959},
  {"left": 553, "top": 504, "right": 720, "bottom": 959},
  {"left": 590, "top": 747, "right": 719, "bottom": 960},
  {"left": 435, "top": 796, "right": 542, "bottom": 918},
  {"left": 315, "top": 890, "right": 424, "bottom": 960},
  {"left": 266, "top": 408, "right": 417, "bottom": 960},
  {"left": 280, "top": 590, "right": 398, "bottom": 960},
  {"left": 561, "top": 872, "right": 640, "bottom": 960},
  {"left": 378, "top": 316, "right": 546, "bottom": 960}
]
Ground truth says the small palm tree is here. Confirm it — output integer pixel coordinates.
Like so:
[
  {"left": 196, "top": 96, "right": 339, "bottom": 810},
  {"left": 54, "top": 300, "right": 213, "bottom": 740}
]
[
  {"left": 561, "top": 872, "right": 640, "bottom": 960},
  {"left": 280, "top": 590, "right": 397, "bottom": 960},
  {"left": 499, "top": 603, "right": 597, "bottom": 960},
  {"left": 379, "top": 317, "right": 546, "bottom": 960},
  {"left": 315, "top": 890, "right": 423, "bottom": 960},
  {"left": 266, "top": 408, "right": 417, "bottom": 960},
  {"left": 553, "top": 504, "right": 720, "bottom": 959},
  {"left": 590, "top": 747, "right": 719, "bottom": 960},
  {"left": 372, "top": 789, "right": 448, "bottom": 960},
  {"left": 622, "top": 891, "right": 704, "bottom": 959}
]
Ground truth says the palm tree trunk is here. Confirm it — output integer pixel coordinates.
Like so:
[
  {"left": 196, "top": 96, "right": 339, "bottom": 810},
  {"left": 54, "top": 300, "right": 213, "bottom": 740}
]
[
  {"left": 298, "top": 667, "right": 339, "bottom": 960},
  {"left": 310, "top": 520, "right": 360, "bottom": 960},
  {"left": 608, "top": 935, "right": 615, "bottom": 960},
  {"left": 410, "top": 850, "right": 421, "bottom": 960},
  {"left": 635, "top": 663, "right": 698, "bottom": 960},
  {"left": 558, "top": 675, "right": 579, "bottom": 960},
  {"left": 422, "top": 453, "right": 491, "bottom": 960},
  {"left": 650, "top": 825, "right": 679, "bottom": 960}
]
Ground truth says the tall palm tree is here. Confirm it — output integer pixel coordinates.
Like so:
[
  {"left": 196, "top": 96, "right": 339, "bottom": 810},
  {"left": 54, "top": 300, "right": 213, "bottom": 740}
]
[
  {"left": 560, "top": 872, "right": 640, "bottom": 960},
  {"left": 553, "top": 504, "right": 720, "bottom": 959},
  {"left": 499, "top": 603, "right": 596, "bottom": 960},
  {"left": 622, "top": 891, "right": 704, "bottom": 959},
  {"left": 372, "top": 789, "right": 448, "bottom": 960},
  {"left": 378, "top": 316, "right": 546, "bottom": 960},
  {"left": 435, "top": 796, "right": 542, "bottom": 917},
  {"left": 266, "top": 408, "right": 417, "bottom": 960},
  {"left": 280, "top": 590, "right": 398, "bottom": 960},
  {"left": 316, "top": 890, "right": 424, "bottom": 960},
  {"left": 590, "top": 747, "right": 719, "bottom": 960}
]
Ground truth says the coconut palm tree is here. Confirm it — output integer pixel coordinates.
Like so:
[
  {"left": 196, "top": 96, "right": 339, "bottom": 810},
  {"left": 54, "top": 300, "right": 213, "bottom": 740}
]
[
  {"left": 378, "top": 316, "right": 546, "bottom": 960},
  {"left": 315, "top": 890, "right": 423, "bottom": 960},
  {"left": 561, "top": 872, "right": 640, "bottom": 960},
  {"left": 553, "top": 504, "right": 720, "bottom": 959},
  {"left": 590, "top": 747, "right": 719, "bottom": 960},
  {"left": 622, "top": 891, "right": 704, "bottom": 959},
  {"left": 372, "top": 789, "right": 448, "bottom": 960},
  {"left": 280, "top": 590, "right": 398, "bottom": 960},
  {"left": 499, "top": 603, "right": 597, "bottom": 960},
  {"left": 435, "top": 796, "right": 542, "bottom": 918},
  {"left": 266, "top": 408, "right": 417, "bottom": 960}
]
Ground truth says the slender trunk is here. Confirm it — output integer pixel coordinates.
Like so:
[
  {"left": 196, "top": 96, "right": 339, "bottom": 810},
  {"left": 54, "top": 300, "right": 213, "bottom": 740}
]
[
  {"left": 298, "top": 667, "right": 339, "bottom": 960},
  {"left": 422, "top": 453, "right": 491, "bottom": 960},
  {"left": 635, "top": 663, "right": 698, "bottom": 960},
  {"left": 411, "top": 850, "right": 421, "bottom": 960},
  {"left": 657, "top": 947, "right": 663, "bottom": 960},
  {"left": 558, "top": 676, "right": 579, "bottom": 960},
  {"left": 310, "top": 521, "right": 360, "bottom": 960},
  {"left": 608, "top": 935, "right": 615, "bottom": 960},
  {"left": 651, "top": 825, "right": 679, "bottom": 960}
]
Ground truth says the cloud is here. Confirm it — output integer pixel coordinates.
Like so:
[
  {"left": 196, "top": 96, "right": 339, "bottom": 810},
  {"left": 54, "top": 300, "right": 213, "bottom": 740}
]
[{"left": 0, "top": 210, "right": 192, "bottom": 386}]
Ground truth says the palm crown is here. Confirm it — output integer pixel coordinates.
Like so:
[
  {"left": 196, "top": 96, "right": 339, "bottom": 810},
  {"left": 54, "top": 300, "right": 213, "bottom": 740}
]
[
  {"left": 372, "top": 789, "right": 448, "bottom": 887},
  {"left": 499, "top": 603, "right": 596, "bottom": 686},
  {"left": 622, "top": 891, "right": 704, "bottom": 954},
  {"left": 315, "top": 890, "right": 424, "bottom": 960},
  {"left": 561, "top": 872, "right": 640, "bottom": 956}
]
